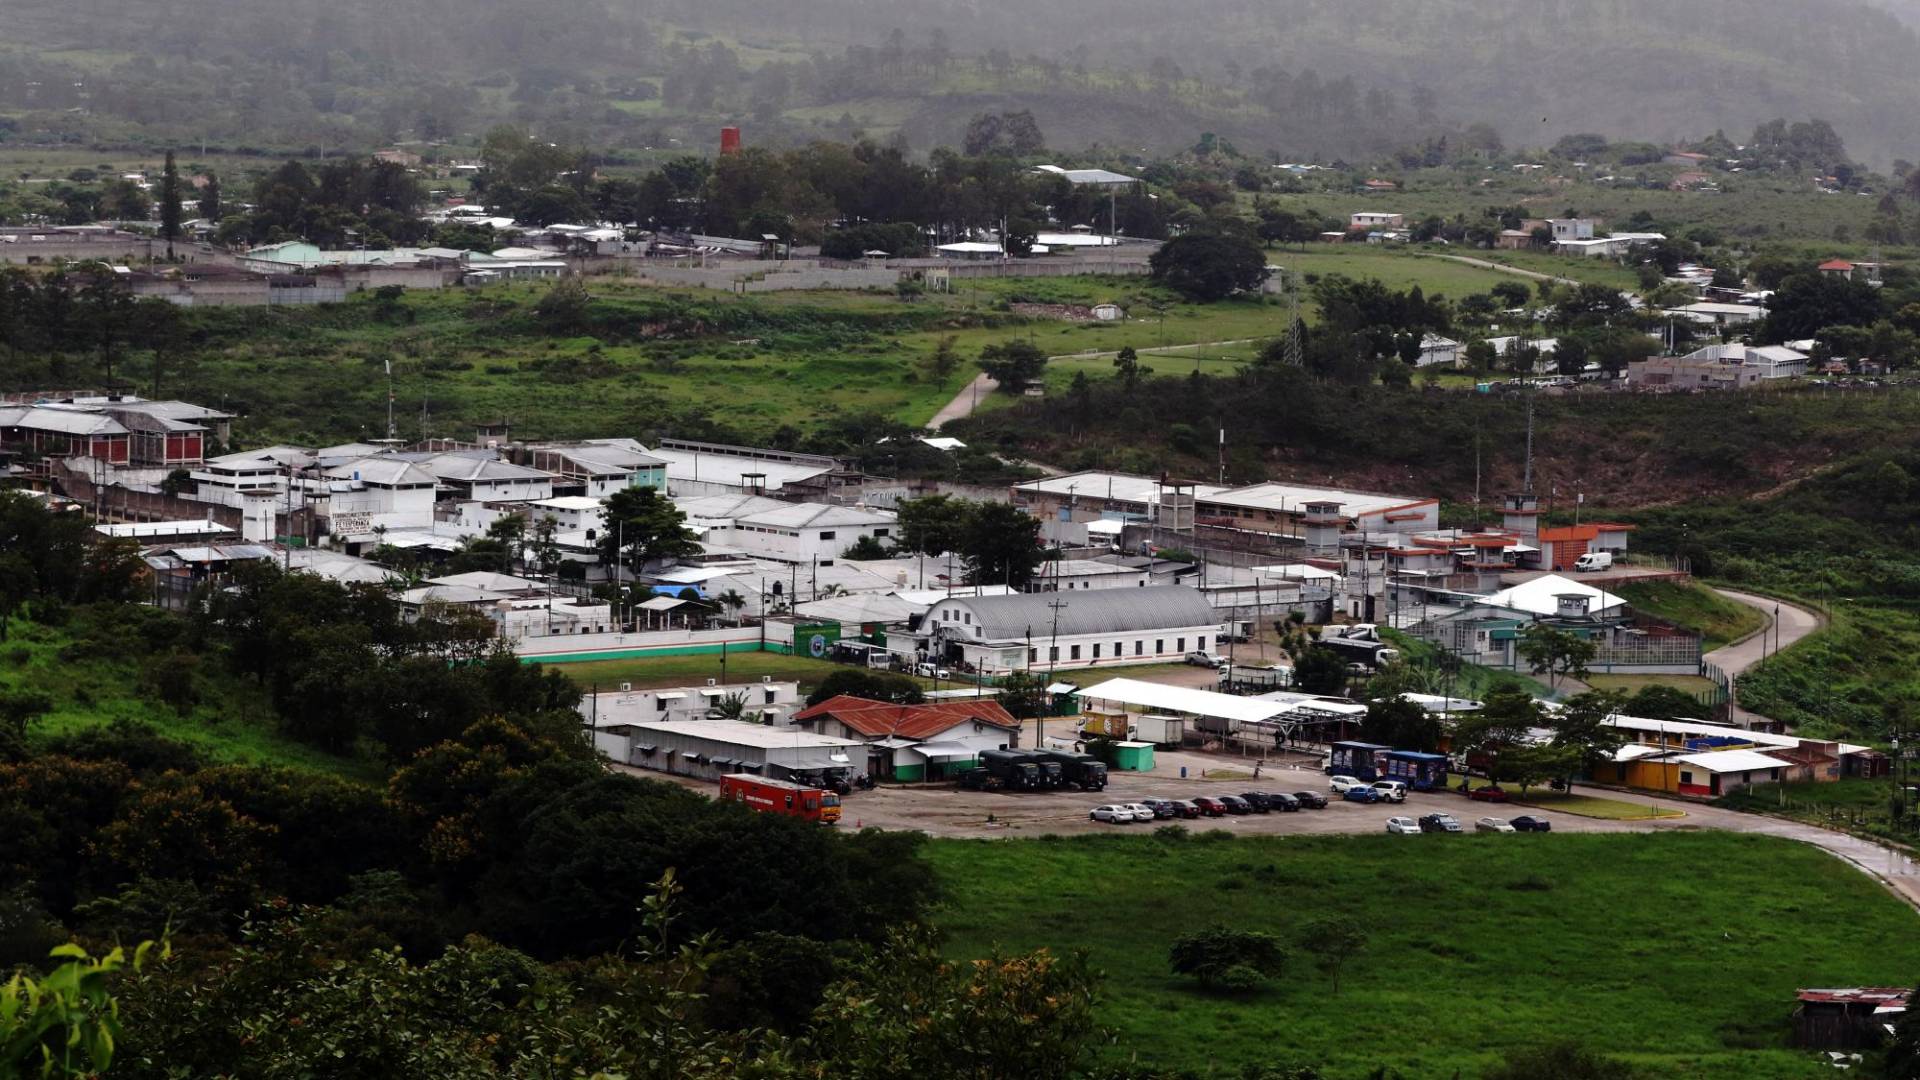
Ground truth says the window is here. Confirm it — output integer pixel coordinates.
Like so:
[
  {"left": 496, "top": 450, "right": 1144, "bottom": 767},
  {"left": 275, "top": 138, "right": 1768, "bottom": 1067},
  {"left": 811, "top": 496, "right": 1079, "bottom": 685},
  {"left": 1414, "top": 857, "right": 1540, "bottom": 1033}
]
[
  {"left": 1029, "top": 649, "right": 1038, "bottom": 663},
  {"left": 1049, "top": 646, "right": 1060, "bottom": 662},
  {"left": 1115, "top": 641, "right": 1123, "bottom": 657},
  {"left": 764, "top": 688, "right": 777, "bottom": 704},
  {"left": 1177, "top": 637, "right": 1186, "bottom": 652},
  {"left": 963, "top": 613, "right": 972, "bottom": 625},
  {"left": 1135, "top": 641, "right": 1144, "bottom": 656},
  {"left": 1092, "top": 644, "right": 1101, "bottom": 659},
  {"left": 819, "top": 531, "right": 837, "bottom": 540},
  {"left": 875, "top": 528, "right": 889, "bottom": 537},
  {"left": 1070, "top": 644, "right": 1081, "bottom": 660},
  {"left": 818, "top": 559, "right": 833, "bottom": 567},
  {"left": 656, "top": 698, "right": 668, "bottom": 712},
  {"left": 1155, "top": 639, "right": 1164, "bottom": 654},
  {"left": 1679, "top": 771, "right": 1694, "bottom": 786}
]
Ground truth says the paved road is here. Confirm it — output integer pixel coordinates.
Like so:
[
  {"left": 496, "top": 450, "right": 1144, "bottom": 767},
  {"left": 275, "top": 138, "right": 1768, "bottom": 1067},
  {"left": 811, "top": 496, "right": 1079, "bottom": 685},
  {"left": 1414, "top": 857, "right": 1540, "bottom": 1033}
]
[
  {"left": 1703, "top": 589, "right": 1825, "bottom": 726},
  {"left": 926, "top": 373, "right": 998, "bottom": 430}
]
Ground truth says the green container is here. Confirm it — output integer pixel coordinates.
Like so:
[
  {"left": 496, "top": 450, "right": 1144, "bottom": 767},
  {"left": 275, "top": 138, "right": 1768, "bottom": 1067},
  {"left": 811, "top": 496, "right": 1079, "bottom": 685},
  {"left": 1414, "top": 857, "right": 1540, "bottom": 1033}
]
[{"left": 1111, "top": 742, "right": 1156, "bottom": 772}]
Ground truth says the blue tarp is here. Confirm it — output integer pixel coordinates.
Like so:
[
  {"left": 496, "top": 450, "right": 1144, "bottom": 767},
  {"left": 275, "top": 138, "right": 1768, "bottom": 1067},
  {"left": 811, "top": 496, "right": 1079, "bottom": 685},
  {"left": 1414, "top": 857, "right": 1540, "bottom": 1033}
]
[{"left": 649, "top": 584, "right": 708, "bottom": 599}]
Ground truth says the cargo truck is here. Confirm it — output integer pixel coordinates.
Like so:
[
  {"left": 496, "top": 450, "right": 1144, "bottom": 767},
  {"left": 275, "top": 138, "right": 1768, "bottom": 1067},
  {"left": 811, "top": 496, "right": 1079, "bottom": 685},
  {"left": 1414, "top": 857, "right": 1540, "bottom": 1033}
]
[
  {"left": 718, "top": 774, "right": 842, "bottom": 824},
  {"left": 1039, "top": 750, "right": 1108, "bottom": 791}
]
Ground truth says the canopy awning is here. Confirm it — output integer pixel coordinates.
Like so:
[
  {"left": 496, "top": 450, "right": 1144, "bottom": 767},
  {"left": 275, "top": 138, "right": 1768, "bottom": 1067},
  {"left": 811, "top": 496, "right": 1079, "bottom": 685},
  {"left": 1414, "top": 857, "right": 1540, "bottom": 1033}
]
[{"left": 914, "top": 741, "right": 978, "bottom": 762}]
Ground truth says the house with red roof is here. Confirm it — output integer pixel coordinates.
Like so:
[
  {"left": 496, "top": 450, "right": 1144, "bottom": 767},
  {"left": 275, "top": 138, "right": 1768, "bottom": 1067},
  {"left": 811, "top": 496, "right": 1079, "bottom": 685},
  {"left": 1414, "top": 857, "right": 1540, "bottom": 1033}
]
[
  {"left": 1818, "top": 259, "right": 1856, "bottom": 280},
  {"left": 790, "top": 695, "right": 1022, "bottom": 781}
]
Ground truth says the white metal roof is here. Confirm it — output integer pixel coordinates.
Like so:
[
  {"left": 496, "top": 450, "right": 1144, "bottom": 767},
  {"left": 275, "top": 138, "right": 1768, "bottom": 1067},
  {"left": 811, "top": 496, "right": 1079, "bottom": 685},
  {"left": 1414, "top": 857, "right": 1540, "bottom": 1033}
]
[
  {"left": 1484, "top": 575, "right": 1625, "bottom": 616},
  {"left": 1207, "top": 482, "right": 1432, "bottom": 519},
  {"left": 1077, "top": 678, "right": 1293, "bottom": 724},
  {"left": 1676, "top": 749, "right": 1792, "bottom": 772},
  {"left": 1016, "top": 471, "right": 1228, "bottom": 507},
  {"left": 629, "top": 718, "right": 862, "bottom": 750}
]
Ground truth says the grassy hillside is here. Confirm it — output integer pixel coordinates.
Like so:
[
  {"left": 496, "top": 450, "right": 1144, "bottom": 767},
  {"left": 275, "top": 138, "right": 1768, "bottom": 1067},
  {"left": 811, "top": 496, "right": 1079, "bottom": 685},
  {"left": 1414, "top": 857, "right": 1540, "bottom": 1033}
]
[
  {"left": 930, "top": 831, "right": 1920, "bottom": 1078},
  {"left": 1615, "top": 580, "right": 1766, "bottom": 650},
  {"left": 5, "top": 0, "right": 1920, "bottom": 161},
  {"left": 0, "top": 613, "right": 376, "bottom": 780}
]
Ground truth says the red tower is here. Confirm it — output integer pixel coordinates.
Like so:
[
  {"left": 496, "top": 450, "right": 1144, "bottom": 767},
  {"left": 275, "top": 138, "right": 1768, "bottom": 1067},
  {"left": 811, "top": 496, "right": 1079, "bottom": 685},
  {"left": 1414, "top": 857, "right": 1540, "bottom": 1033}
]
[{"left": 719, "top": 126, "right": 742, "bottom": 155}]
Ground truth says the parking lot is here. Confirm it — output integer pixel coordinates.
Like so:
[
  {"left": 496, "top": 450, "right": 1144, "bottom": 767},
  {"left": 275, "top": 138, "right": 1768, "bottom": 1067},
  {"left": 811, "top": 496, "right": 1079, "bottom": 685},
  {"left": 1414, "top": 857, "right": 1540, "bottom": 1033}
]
[{"left": 820, "top": 753, "right": 1697, "bottom": 838}]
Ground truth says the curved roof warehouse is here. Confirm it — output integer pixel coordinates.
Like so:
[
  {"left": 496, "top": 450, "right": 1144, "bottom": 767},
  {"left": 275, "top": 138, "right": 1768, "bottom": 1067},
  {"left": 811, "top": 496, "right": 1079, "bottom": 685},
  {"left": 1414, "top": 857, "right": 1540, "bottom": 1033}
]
[{"left": 921, "top": 585, "right": 1224, "bottom": 671}]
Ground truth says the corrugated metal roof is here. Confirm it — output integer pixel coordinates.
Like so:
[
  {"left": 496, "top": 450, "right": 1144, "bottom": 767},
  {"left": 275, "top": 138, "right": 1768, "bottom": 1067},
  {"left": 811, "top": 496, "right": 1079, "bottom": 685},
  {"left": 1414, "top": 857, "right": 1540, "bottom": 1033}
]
[
  {"left": 1078, "top": 678, "right": 1292, "bottom": 724},
  {"left": 946, "top": 585, "right": 1216, "bottom": 640}
]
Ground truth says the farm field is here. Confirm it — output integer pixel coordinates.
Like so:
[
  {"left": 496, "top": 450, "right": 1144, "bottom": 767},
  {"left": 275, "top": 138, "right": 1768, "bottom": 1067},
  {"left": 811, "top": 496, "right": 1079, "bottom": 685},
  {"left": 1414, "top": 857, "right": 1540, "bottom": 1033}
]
[{"left": 928, "top": 831, "right": 1920, "bottom": 1079}]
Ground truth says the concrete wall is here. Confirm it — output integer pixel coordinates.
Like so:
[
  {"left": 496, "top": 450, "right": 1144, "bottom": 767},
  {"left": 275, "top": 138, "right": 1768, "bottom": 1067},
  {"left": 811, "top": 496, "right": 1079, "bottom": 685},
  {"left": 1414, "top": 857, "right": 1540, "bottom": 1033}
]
[{"left": 511, "top": 624, "right": 770, "bottom": 662}]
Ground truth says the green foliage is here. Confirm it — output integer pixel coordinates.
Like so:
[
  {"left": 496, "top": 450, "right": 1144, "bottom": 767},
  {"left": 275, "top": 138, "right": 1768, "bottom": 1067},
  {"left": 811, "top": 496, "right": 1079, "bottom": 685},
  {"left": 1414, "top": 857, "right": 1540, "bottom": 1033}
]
[
  {"left": 1149, "top": 233, "right": 1270, "bottom": 301},
  {"left": 1, "top": 941, "right": 163, "bottom": 1080},
  {"left": 1358, "top": 694, "right": 1441, "bottom": 752},
  {"left": 1294, "top": 915, "right": 1366, "bottom": 995},
  {"left": 598, "top": 485, "right": 702, "bottom": 571},
  {"left": 805, "top": 668, "right": 926, "bottom": 706},
  {"left": 1169, "top": 926, "right": 1288, "bottom": 992},
  {"left": 977, "top": 338, "right": 1049, "bottom": 390},
  {"left": 1516, "top": 624, "right": 1595, "bottom": 690},
  {"left": 1482, "top": 1040, "right": 1640, "bottom": 1080},
  {"left": 1293, "top": 647, "right": 1350, "bottom": 695}
]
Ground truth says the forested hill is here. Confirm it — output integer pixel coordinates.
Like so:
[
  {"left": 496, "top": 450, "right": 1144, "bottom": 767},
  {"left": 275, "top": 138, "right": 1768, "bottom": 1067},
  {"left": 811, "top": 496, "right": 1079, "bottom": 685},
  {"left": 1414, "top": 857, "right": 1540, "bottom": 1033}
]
[{"left": 4, "top": 0, "right": 1919, "bottom": 163}]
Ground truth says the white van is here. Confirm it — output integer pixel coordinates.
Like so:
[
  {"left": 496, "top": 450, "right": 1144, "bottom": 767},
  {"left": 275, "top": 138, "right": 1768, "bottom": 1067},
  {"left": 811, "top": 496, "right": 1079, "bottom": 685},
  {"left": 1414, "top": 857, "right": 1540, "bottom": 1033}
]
[{"left": 1572, "top": 552, "right": 1613, "bottom": 572}]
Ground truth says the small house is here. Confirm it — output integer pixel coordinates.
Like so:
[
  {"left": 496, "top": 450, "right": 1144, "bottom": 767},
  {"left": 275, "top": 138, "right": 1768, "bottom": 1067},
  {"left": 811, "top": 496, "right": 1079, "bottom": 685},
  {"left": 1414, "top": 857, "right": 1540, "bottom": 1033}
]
[{"left": 1792, "top": 988, "right": 1909, "bottom": 1050}]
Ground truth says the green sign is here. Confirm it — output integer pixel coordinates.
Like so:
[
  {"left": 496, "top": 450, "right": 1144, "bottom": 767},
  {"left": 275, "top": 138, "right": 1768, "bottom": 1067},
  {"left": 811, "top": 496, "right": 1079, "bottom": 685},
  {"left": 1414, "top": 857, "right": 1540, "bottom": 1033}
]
[{"left": 795, "top": 622, "right": 842, "bottom": 658}]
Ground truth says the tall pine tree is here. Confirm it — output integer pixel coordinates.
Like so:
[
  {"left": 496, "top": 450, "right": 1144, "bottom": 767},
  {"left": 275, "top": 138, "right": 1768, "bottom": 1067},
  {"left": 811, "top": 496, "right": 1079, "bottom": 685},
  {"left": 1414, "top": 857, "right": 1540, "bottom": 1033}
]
[{"left": 159, "top": 150, "right": 183, "bottom": 261}]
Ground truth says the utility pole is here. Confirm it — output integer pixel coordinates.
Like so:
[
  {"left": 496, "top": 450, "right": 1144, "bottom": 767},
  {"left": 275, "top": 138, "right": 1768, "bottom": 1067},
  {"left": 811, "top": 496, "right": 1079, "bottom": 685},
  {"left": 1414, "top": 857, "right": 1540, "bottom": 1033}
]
[{"left": 1043, "top": 594, "right": 1068, "bottom": 750}]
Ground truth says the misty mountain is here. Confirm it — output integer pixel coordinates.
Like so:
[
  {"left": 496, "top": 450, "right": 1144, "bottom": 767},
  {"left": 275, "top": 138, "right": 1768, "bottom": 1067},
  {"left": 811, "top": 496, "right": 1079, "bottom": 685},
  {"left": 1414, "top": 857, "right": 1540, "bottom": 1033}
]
[{"left": 2, "top": 0, "right": 1917, "bottom": 163}]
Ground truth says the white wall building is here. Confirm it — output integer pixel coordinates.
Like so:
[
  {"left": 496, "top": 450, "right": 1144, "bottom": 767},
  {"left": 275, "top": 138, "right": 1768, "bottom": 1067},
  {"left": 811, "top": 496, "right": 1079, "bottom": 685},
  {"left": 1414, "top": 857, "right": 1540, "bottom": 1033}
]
[
  {"left": 922, "top": 585, "right": 1224, "bottom": 672},
  {"left": 677, "top": 493, "right": 895, "bottom": 565},
  {"left": 581, "top": 680, "right": 802, "bottom": 728}
]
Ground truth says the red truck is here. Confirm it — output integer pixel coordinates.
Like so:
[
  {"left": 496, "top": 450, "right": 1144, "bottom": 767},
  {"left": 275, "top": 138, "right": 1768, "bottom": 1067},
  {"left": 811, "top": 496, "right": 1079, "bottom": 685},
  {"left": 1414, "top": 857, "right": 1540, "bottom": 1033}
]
[{"left": 719, "top": 773, "right": 842, "bottom": 824}]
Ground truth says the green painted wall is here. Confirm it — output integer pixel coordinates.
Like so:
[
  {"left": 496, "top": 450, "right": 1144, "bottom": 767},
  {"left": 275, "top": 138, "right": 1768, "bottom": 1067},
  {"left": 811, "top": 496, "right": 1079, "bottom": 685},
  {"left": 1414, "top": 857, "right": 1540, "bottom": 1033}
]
[
  {"left": 892, "top": 763, "right": 927, "bottom": 782},
  {"left": 519, "top": 641, "right": 770, "bottom": 664}
]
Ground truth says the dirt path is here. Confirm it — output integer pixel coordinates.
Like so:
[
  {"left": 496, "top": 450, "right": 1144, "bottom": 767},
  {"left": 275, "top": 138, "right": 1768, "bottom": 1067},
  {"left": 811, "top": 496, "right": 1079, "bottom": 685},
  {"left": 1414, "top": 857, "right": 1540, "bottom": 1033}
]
[
  {"left": 923, "top": 338, "right": 1266, "bottom": 429},
  {"left": 1703, "top": 589, "right": 1826, "bottom": 727},
  {"left": 1422, "top": 252, "right": 1583, "bottom": 287}
]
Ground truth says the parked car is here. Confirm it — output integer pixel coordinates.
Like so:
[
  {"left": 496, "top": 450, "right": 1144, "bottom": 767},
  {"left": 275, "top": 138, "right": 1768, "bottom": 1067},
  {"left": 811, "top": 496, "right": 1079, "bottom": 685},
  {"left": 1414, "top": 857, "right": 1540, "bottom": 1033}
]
[
  {"left": 1386, "top": 816, "right": 1422, "bottom": 835},
  {"left": 1418, "top": 813, "right": 1462, "bottom": 833},
  {"left": 1329, "top": 775, "right": 1367, "bottom": 793},
  {"left": 1122, "top": 802, "right": 1160, "bottom": 821},
  {"left": 1257, "top": 791, "right": 1301, "bottom": 812},
  {"left": 1293, "top": 790, "right": 1328, "bottom": 809},
  {"left": 1476, "top": 817, "right": 1518, "bottom": 833},
  {"left": 1509, "top": 815, "right": 1552, "bottom": 833},
  {"left": 1166, "top": 799, "right": 1202, "bottom": 819},
  {"left": 1343, "top": 786, "right": 1383, "bottom": 804},
  {"left": 1137, "top": 798, "right": 1179, "bottom": 820},
  {"left": 1237, "top": 792, "right": 1274, "bottom": 813},
  {"left": 914, "top": 662, "right": 952, "bottom": 679},
  {"left": 1218, "top": 795, "right": 1253, "bottom": 815},
  {"left": 1185, "top": 650, "right": 1227, "bottom": 668},
  {"left": 1466, "top": 786, "right": 1510, "bottom": 803},
  {"left": 1090, "top": 805, "right": 1136, "bottom": 824},
  {"left": 1191, "top": 796, "right": 1227, "bottom": 817},
  {"left": 1371, "top": 780, "right": 1408, "bottom": 803},
  {"left": 1573, "top": 551, "right": 1613, "bottom": 572}
]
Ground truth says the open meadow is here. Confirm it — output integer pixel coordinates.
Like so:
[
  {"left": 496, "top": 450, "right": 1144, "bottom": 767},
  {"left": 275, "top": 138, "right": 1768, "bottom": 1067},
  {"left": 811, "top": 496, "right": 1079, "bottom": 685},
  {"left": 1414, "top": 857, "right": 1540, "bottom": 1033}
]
[{"left": 929, "top": 831, "right": 1920, "bottom": 1079}]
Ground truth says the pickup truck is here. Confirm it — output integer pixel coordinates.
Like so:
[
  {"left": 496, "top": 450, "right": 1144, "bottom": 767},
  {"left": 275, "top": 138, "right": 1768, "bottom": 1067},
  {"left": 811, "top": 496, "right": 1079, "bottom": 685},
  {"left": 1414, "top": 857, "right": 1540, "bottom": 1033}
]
[{"left": 1184, "top": 650, "right": 1227, "bottom": 669}]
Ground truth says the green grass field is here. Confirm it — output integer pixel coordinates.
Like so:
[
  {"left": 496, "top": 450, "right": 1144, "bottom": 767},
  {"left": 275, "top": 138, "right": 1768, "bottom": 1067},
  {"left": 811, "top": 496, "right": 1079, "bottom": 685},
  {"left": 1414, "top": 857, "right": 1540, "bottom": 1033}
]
[
  {"left": 928, "top": 831, "right": 1920, "bottom": 1078},
  {"left": 550, "top": 650, "right": 937, "bottom": 693},
  {"left": 1616, "top": 580, "right": 1766, "bottom": 650},
  {"left": 1587, "top": 673, "right": 1722, "bottom": 695}
]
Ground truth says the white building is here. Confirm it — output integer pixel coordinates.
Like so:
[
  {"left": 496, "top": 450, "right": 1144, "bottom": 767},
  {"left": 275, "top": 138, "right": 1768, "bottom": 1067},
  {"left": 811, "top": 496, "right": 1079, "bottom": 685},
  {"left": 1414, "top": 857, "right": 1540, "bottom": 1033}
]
[
  {"left": 676, "top": 493, "right": 895, "bottom": 565},
  {"left": 322, "top": 457, "right": 439, "bottom": 536},
  {"left": 1414, "top": 334, "right": 1463, "bottom": 369},
  {"left": 1350, "top": 212, "right": 1404, "bottom": 229},
  {"left": 1548, "top": 218, "right": 1596, "bottom": 242},
  {"left": 416, "top": 451, "right": 556, "bottom": 503},
  {"left": 594, "top": 718, "right": 864, "bottom": 783},
  {"left": 921, "top": 585, "right": 1224, "bottom": 673},
  {"left": 1682, "top": 342, "right": 1808, "bottom": 379},
  {"left": 1027, "top": 558, "right": 1151, "bottom": 591},
  {"left": 581, "top": 680, "right": 802, "bottom": 728},
  {"left": 523, "top": 495, "right": 607, "bottom": 534}
]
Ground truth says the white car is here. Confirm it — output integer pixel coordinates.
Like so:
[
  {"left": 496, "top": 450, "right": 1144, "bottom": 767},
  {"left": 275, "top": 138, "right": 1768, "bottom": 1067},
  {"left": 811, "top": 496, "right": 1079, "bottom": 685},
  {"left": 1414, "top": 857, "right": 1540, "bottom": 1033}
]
[
  {"left": 1122, "top": 802, "right": 1159, "bottom": 821},
  {"left": 1476, "top": 817, "right": 1518, "bottom": 833},
  {"left": 1386, "top": 816, "right": 1421, "bottom": 834},
  {"left": 1185, "top": 651, "right": 1227, "bottom": 669},
  {"left": 915, "top": 662, "right": 952, "bottom": 679},
  {"left": 1090, "top": 805, "right": 1136, "bottom": 824},
  {"left": 1329, "top": 775, "right": 1367, "bottom": 793},
  {"left": 1371, "top": 780, "right": 1408, "bottom": 803}
]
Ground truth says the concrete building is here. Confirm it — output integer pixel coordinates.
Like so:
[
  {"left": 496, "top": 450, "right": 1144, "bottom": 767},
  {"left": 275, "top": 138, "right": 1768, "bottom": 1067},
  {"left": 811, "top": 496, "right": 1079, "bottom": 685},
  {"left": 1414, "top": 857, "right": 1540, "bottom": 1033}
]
[
  {"left": 581, "top": 680, "right": 802, "bottom": 727},
  {"left": 415, "top": 451, "right": 556, "bottom": 502},
  {"left": 1628, "top": 354, "right": 1768, "bottom": 390},
  {"left": 1012, "top": 472, "right": 1438, "bottom": 543},
  {"left": 647, "top": 439, "right": 850, "bottom": 498},
  {"left": 522, "top": 440, "right": 667, "bottom": 496},
  {"left": 1680, "top": 343, "right": 1809, "bottom": 380},
  {"left": 677, "top": 493, "right": 896, "bottom": 565},
  {"left": 594, "top": 718, "right": 863, "bottom": 785},
  {"left": 1349, "top": 212, "right": 1404, "bottom": 229},
  {"left": 921, "top": 585, "right": 1224, "bottom": 673}
]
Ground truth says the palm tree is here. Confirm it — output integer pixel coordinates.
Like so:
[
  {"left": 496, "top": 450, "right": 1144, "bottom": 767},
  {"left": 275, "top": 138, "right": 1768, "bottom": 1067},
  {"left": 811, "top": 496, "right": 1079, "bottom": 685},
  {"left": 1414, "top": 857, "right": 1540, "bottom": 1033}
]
[
  {"left": 714, "top": 589, "right": 747, "bottom": 622},
  {"left": 711, "top": 692, "right": 749, "bottom": 722}
]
